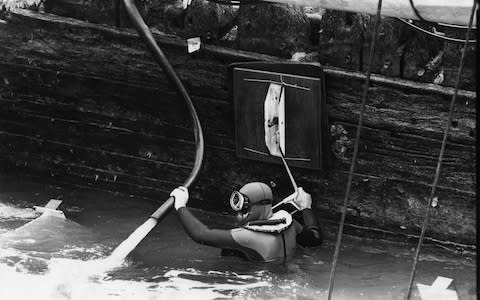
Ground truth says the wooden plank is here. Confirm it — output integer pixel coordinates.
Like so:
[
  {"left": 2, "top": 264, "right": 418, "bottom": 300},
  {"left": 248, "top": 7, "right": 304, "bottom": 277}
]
[
  {"left": 14, "top": 3, "right": 476, "bottom": 90},
  {"left": 1, "top": 10, "right": 475, "bottom": 99},
  {"left": 0, "top": 83, "right": 236, "bottom": 149},
  {"left": 1, "top": 70, "right": 474, "bottom": 193},
  {"left": 0, "top": 72, "right": 475, "bottom": 245},
  {"left": 0, "top": 10, "right": 475, "bottom": 245}
]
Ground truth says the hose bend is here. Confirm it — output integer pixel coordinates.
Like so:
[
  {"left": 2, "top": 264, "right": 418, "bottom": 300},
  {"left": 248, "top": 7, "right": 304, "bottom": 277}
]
[{"left": 122, "top": 0, "right": 204, "bottom": 218}]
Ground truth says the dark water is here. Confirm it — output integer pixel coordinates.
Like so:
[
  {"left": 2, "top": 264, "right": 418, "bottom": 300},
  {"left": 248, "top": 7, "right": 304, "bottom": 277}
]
[{"left": 0, "top": 175, "right": 476, "bottom": 299}]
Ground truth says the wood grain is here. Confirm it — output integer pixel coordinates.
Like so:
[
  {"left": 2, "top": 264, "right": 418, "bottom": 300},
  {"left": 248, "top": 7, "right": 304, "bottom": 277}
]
[{"left": 0, "top": 9, "right": 475, "bottom": 245}]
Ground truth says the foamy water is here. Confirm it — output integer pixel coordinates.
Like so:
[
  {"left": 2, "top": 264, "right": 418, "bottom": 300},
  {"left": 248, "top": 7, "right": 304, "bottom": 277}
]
[
  {"left": 0, "top": 253, "right": 270, "bottom": 300},
  {"left": 0, "top": 203, "right": 39, "bottom": 219},
  {"left": 0, "top": 205, "right": 271, "bottom": 300},
  {"left": 0, "top": 190, "right": 476, "bottom": 300}
]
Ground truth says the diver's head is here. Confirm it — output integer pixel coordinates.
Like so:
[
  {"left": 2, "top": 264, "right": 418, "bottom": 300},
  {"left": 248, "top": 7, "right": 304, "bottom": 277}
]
[{"left": 229, "top": 182, "right": 273, "bottom": 224}]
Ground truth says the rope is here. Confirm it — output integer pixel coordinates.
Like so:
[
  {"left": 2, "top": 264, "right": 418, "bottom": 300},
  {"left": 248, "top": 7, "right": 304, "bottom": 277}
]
[
  {"left": 404, "top": 1, "right": 477, "bottom": 299},
  {"left": 408, "top": 0, "right": 427, "bottom": 22},
  {"left": 205, "top": 0, "right": 271, "bottom": 5},
  {"left": 326, "top": 1, "right": 383, "bottom": 299},
  {"left": 397, "top": 18, "right": 476, "bottom": 44},
  {"left": 437, "top": 22, "right": 477, "bottom": 30}
]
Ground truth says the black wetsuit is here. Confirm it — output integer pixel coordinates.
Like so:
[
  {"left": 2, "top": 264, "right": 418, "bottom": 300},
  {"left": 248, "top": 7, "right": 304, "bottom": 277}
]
[{"left": 176, "top": 208, "right": 322, "bottom": 262}]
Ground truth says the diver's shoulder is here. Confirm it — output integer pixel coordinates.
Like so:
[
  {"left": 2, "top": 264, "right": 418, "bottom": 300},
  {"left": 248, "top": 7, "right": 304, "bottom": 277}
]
[{"left": 231, "top": 227, "right": 248, "bottom": 233}]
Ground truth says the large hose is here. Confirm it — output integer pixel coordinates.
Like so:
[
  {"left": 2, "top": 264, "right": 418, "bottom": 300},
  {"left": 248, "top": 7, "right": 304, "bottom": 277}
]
[
  {"left": 108, "top": 0, "right": 204, "bottom": 261},
  {"left": 122, "top": 0, "right": 204, "bottom": 217}
]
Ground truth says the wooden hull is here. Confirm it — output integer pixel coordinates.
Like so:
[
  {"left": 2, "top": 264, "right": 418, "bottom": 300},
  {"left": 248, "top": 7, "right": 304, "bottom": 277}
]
[{"left": 0, "top": 10, "right": 475, "bottom": 246}]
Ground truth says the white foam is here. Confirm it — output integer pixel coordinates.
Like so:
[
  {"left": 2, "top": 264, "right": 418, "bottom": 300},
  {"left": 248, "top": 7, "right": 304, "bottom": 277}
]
[
  {"left": 0, "top": 237, "right": 270, "bottom": 300},
  {"left": 0, "top": 258, "right": 271, "bottom": 300},
  {"left": 0, "top": 203, "right": 39, "bottom": 219},
  {"left": 0, "top": 203, "right": 271, "bottom": 299}
]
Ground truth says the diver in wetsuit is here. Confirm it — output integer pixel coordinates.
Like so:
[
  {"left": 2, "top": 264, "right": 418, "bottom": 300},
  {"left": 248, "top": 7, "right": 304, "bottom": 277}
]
[{"left": 170, "top": 182, "right": 322, "bottom": 263}]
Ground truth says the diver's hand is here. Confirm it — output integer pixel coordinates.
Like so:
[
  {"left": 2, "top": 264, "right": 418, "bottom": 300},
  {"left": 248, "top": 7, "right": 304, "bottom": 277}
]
[
  {"left": 294, "top": 187, "right": 312, "bottom": 211},
  {"left": 170, "top": 186, "right": 189, "bottom": 210}
]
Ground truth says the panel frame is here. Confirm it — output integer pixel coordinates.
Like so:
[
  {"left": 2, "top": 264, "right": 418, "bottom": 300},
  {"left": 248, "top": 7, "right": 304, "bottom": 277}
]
[{"left": 231, "top": 63, "right": 329, "bottom": 170}]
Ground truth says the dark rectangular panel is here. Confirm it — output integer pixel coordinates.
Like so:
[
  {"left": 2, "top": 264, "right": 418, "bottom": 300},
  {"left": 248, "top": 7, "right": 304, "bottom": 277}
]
[{"left": 233, "top": 66, "right": 327, "bottom": 170}]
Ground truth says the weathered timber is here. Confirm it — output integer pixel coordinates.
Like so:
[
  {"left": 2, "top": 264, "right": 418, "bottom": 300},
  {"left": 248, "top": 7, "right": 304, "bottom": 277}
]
[
  {"left": 236, "top": 5, "right": 311, "bottom": 57},
  {"left": 317, "top": 11, "right": 476, "bottom": 90},
  {"left": 0, "top": 63, "right": 474, "bottom": 192},
  {"left": 44, "top": 0, "right": 119, "bottom": 25},
  {"left": 0, "top": 9, "right": 475, "bottom": 245},
  {"left": 38, "top": 1, "right": 477, "bottom": 90}
]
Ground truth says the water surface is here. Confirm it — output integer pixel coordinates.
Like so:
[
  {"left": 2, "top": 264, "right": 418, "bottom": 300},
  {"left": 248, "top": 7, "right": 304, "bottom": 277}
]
[{"left": 0, "top": 175, "right": 475, "bottom": 299}]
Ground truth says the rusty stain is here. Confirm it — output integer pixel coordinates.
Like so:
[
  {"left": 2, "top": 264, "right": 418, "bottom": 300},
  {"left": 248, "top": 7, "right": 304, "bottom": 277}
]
[{"left": 331, "top": 124, "right": 351, "bottom": 160}]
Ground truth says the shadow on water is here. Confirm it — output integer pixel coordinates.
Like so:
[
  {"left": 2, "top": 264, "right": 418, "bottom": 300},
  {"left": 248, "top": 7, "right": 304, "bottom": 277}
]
[{"left": 0, "top": 175, "right": 476, "bottom": 299}]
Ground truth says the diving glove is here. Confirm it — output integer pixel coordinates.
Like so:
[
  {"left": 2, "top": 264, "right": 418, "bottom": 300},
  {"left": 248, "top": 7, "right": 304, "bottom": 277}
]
[{"left": 170, "top": 186, "right": 189, "bottom": 210}]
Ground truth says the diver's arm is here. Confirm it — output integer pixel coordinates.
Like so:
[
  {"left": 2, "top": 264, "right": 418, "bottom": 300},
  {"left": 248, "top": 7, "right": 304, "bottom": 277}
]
[
  {"left": 297, "top": 208, "right": 323, "bottom": 246},
  {"left": 176, "top": 206, "right": 239, "bottom": 248},
  {"left": 171, "top": 187, "right": 240, "bottom": 249},
  {"left": 293, "top": 188, "right": 323, "bottom": 246}
]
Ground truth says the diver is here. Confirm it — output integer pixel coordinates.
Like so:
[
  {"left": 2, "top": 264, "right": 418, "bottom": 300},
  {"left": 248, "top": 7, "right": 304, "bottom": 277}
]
[{"left": 170, "top": 182, "right": 322, "bottom": 263}]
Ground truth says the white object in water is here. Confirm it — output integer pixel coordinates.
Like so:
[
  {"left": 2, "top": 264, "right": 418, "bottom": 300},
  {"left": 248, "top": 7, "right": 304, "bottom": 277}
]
[
  {"left": 187, "top": 37, "right": 201, "bottom": 53},
  {"left": 417, "top": 276, "right": 458, "bottom": 300},
  {"left": 33, "top": 199, "right": 65, "bottom": 219}
]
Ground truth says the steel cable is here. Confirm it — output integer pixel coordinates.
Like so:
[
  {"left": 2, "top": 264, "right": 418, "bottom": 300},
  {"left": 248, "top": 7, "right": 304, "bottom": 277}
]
[
  {"left": 404, "top": 1, "right": 477, "bottom": 299},
  {"left": 396, "top": 18, "right": 476, "bottom": 44},
  {"left": 326, "top": 0, "right": 383, "bottom": 299}
]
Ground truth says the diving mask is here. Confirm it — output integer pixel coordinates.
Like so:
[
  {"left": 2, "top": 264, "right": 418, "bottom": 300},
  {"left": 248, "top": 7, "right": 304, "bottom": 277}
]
[{"left": 229, "top": 191, "right": 272, "bottom": 213}]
